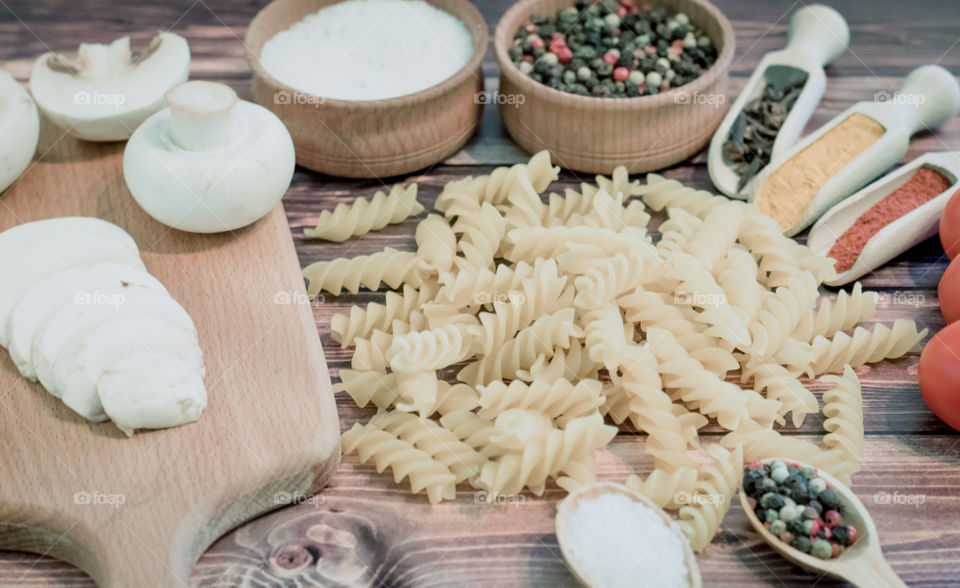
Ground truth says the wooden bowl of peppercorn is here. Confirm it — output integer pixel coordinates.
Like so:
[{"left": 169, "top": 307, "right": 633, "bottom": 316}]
[
  {"left": 245, "top": 0, "right": 488, "bottom": 178},
  {"left": 495, "top": 0, "right": 735, "bottom": 174}
]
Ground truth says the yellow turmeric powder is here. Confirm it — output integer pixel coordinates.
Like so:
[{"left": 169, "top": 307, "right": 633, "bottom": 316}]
[{"left": 756, "top": 113, "right": 885, "bottom": 230}]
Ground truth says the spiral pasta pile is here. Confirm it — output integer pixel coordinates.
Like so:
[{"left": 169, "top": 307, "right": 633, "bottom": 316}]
[{"left": 306, "top": 153, "right": 925, "bottom": 551}]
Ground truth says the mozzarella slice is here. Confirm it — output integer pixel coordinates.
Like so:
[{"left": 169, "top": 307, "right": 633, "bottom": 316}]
[
  {"left": 54, "top": 315, "right": 203, "bottom": 422},
  {"left": 32, "top": 288, "right": 196, "bottom": 398},
  {"left": 99, "top": 351, "right": 206, "bottom": 436},
  {"left": 0, "top": 233, "right": 144, "bottom": 347},
  {"left": 0, "top": 217, "right": 138, "bottom": 258},
  {"left": 8, "top": 263, "right": 167, "bottom": 380}
]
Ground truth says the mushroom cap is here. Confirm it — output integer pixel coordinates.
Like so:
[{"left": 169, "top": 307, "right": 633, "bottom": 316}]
[
  {"left": 29, "top": 32, "right": 190, "bottom": 141},
  {"left": 123, "top": 98, "right": 296, "bottom": 233},
  {"left": 0, "top": 69, "right": 39, "bottom": 192}
]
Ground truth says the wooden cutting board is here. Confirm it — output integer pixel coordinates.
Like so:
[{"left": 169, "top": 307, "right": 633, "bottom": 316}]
[{"left": 0, "top": 118, "right": 340, "bottom": 587}]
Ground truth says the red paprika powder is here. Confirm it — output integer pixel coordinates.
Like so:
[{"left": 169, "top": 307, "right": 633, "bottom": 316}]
[{"left": 828, "top": 167, "right": 952, "bottom": 273}]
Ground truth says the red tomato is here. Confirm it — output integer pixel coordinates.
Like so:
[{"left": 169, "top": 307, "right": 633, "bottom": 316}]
[
  {"left": 940, "top": 189, "right": 960, "bottom": 259},
  {"left": 939, "top": 256, "right": 960, "bottom": 323},
  {"left": 919, "top": 322, "right": 960, "bottom": 432}
]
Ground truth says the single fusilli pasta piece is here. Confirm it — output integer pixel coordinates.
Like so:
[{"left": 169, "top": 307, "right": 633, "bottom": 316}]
[
  {"left": 746, "top": 271, "right": 819, "bottom": 359},
  {"left": 517, "top": 342, "right": 600, "bottom": 383},
  {"left": 439, "top": 410, "right": 497, "bottom": 453},
  {"left": 675, "top": 444, "right": 743, "bottom": 552},
  {"left": 743, "top": 362, "right": 818, "bottom": 427},
  {"left": 638, "top": 173, "right": 730, "bottom": 218},
  {"left": 351, "top": 329, "right": 394, "bottom": 371},
  {"left": 452, "top": 202, "right": 507, "bottom": 270},
  {"left": 330, "top": 282, "right": 439, "bottom": 347},
  {"left": 821, "top": 365, "right": 864, "bottom": 466},
  {"left": 459, "top": 308, "right": 577, "bottom": 385},
  {"left": 341, "top": 423, "right": 457, "bottom": 504},
  {"left": 335, "top": 370, "right": 478, "bottom": 415},
  {"left": 808, "top": 319, "right": 927, "bottom": 375},
  {"left": 616, "top": 344, "right": 702, "bottom": 470},
  {"left": 669, "top": 251, "right": 751, "bottom": 349},
  {"left": 435, "top": 151, "right": 558, "bottom": 212},
  {"left": 304, "top": 183, "right": 423, "bottom": 241},
  {"left": 387, "top": 324, "right": 477, "bottom": 372},
  {"left": 370, "top": 411, "right": 487, "bottom": 483},
  {"left": 574, "top": 249, "right": 660, "bottom": 310},
  {"left": 303, "top": 247, "right": 429, "bottom": 296},
  {"left": 583, "top": 304, "right": 632, "bottom": 371},
  {"left": 792, "top": 282, "right": 879, "bottom": 342},
  {"left": 477, "top": 378, "right": 603, "bottom": 422}
]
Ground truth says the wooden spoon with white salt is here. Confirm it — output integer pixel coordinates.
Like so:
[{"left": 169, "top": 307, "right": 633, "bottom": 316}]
[
  {"left": 556, "top": 482, "right": 701, "bottom": 588},
  {"left": 739, "top": 458, "right": 905, "bottom": 587}
]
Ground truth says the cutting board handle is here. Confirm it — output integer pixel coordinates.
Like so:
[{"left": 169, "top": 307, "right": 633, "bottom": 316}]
[{"left": 91, "top": 532, "right": 192, "bottom": 588}]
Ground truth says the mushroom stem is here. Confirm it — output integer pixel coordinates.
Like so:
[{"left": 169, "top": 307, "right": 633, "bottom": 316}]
[{"left": 166, "top": 81, "right": 240, "bottom": 151}]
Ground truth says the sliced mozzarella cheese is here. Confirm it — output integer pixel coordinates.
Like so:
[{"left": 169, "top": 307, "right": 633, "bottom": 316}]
[
  {"left": 0, "top": 217, "right": 138, "bottom": 258},
  {"left": 32, "top": 288, "right": 196, "bottom": 398},
  {"left": 8, "top": 263, "right": 168, "bottom": 380},
  {"left": 54, "top": 314, "right": 203, "bottom": 422},
  {"left": 99, "top": 351, "right": 207, "bottom": 436},
  {"left": 0, "top": 233, "right": 144, "bottom": 347}
]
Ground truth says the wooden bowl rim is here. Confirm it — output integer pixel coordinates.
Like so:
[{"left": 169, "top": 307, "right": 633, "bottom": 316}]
[
  {"left": 737, "top": 458, "right": 879, "bottom": 575},
  {"left": 555, "top": 481, "right": 702, "bottom": 588},
  {"left": 494, "top": 0, "right": 735, "bottom": 110},
  {"left": 244, "top": 0, "right": 489, "bottom": 109}
]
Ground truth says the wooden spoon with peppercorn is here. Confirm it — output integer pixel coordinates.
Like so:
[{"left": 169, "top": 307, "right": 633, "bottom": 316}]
[{"left": 739, "top": 458, "right": 905, "bottom": 587}]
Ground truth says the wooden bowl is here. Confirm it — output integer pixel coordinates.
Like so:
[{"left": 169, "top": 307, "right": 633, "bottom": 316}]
[
  {"left": 245, "top": 0, "right": 487, "bottom": 178},
  {"left": 494, "top": 0, "right": 735, "bottom": 174},
  {"left": 556, "top": 482, "right": 702, "bottom": 588}
]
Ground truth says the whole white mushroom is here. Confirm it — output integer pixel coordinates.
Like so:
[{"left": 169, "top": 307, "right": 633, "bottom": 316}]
[
  {"left": 123, "top": 81, "right": 296, "bottom": 233},
  {"left": 0, "top": 69, "right": 39, "bottom": 193},
  {"left": 29, "top": 33, "right": 190, "bottom": 141}
]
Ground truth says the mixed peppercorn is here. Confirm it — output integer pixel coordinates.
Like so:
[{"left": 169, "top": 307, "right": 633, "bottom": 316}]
[
  {"left": 743, "top": 461, "right": 859, "bottom": 560},
  {"left": 508, "top": 0, "right": 718, "bottom": 98}
]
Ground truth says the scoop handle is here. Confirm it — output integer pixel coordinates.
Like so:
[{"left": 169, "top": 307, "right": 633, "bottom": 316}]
[
  {"left": 784, "top": 4, "right": 849, "bottom": 67},
  {"left": 891, "top": 65, "right": 960, "bottom": 134}
]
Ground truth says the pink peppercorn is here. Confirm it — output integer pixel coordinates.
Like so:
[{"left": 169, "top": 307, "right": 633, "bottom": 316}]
[
  {"left": 662, "top": 81, "right": 670, "bottom": 90},
  {"left": 824, "top": 510, "right": 842, "bottom": 527},
  {"left": 779, "top": 531, "right": 795, "bottom": 544},
  {"left": 763, "top": 521, "right": 771, "bottom": 530},
  {"left": 525, "top": 23, "right": 537, "bottom": 34},
  {"left": 613, "top": 67, "right": 630, "bottom": 82},
  {"left": 555, "top": 47, "right": 573, "bottom": 63},
  {"left": 550, "top": 37, "right": 566, "bottom": 51},
  {"left": 603, "top": 51, "right": 619, "bottom": 65},
  {"left": 847, "top": 526, "right": 858, "bottom": 544},
  {"left": 616, "top": 6, "right": 628, "bottom": 17},
  {"left": 646, "top": 45, "right": 657, "bottom": 55},
  {"left": 636, "top": 82, "right": 647, "bottom": 93},
  {"left": 748, "top": 497, "right": 757, "bottom": 510},
  {"left": 831, "top": 543, "right": 844, "bottom": 557},
  {"left": 531, "top": 37, "right": 545, "bottom": 50},
  {"left": 521, "top": 55, "right": 534, "bottom": 63},
  {"left": 821, "top": 526, "right": 832, "bottom": 540}
]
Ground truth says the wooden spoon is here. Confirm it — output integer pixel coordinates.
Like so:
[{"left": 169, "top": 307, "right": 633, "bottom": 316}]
[
  {"left": 555, "top": 481, "right": 702, "bottom": 588},
  {"left": 739, "top": 458, "right": 905, "bottom": 587},
  {"left": 807, "top": 150, "right": 960, "bottom": 286}
]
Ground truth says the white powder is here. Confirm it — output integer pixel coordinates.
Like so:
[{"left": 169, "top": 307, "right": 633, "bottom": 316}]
[
  {"left": 259, "top": 0, "right": 474, "bottom": 101},
  {"left": 565, "top": 493, "right": 690, "bottom": 588}
]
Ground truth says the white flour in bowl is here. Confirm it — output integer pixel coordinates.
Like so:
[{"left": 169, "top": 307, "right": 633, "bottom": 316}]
[{"left": 259, "top": 0, "right": 474, "bottom": 101}]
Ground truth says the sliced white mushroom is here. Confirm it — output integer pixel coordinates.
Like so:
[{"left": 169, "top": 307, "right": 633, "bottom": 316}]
[
  {"left": 0, "top": 233, "right": 144, "bottom": 346},
  {"left": 8, "top": 262, "right": 167, "bottom": 379},
  {"left": 54, "top": 314, "right": 203, "bottom": 422},
  {"left": 99, "top": 351, "right": 206, "bottom": 436},
  {"left": 0, "top": 69, "right": 39, "bottom": 193},
  {"left": 124, "top": 80, "right": 295, "bottom": 233},
  {"left": 29, "top": 33, "right": 190, "bottom": 141},
  {"left": 32, "top": 288, "right": 196, "bottom": 397},
  {"left": 0, "top": 216, "right": 138, "bottom": 260}
]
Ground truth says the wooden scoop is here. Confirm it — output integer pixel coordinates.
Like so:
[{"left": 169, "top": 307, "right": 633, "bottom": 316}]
[
  {"left": 555, "top": 482, "right": 701, "bottom": 588},
  {"left": 738, "top": 458, "right": 905, "bottom": 588},
  {"left": 808, "top": 150, "right": 960, "bottom": 285},
  {"left": 708, "top": 4, "right": 849, "bottom": 198},
  {"left": 747, "top": 64, "right": 960, "bottom": 237}
]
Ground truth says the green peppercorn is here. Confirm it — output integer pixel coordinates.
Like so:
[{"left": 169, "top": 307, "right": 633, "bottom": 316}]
[
  {"left": 811, "top": 539, "right": 832, "bottom": 559},
  {"left": 792, "top": 536, "right": 812, "bottom": 553},
  {"left": 769, "top": 520, "right": 786, "bottom": 535},
  {"left": 809, "top": 477, "right": 827, "bottom": 494}
]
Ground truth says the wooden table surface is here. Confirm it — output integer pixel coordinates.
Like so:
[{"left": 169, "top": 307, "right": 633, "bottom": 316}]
[{"left": 3, "top": 0, "right": 960, "bottom": 586}]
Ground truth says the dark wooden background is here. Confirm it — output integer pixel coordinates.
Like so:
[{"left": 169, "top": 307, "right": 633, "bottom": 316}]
[{"left": 2, "top": 0, "right": 960, "bottom": 585}]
